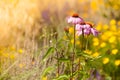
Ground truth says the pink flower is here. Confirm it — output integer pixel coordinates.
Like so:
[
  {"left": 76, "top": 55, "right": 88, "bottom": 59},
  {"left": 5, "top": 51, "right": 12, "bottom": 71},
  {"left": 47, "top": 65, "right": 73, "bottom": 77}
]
[
  {"left": 67, "top": 13, "right": 84, "bottom": 24},
  {"left": 76, "top": 24, "right": 91, "bottom": 36},
  {"left": 91, "top": 28, "right": 99, "bottom": 36},
  {"left": 75, "top": 23, "right": 99, "bottom": 36}
]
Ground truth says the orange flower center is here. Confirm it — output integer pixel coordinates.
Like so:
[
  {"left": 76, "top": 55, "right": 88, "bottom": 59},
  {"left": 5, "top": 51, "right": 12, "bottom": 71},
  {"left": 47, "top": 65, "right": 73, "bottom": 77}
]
[
  {"left": 85, "top": 22, "right": 94, "bottom": 27},
  {"left": 72, "top": 13, "right": 79, "bottom": 17}
]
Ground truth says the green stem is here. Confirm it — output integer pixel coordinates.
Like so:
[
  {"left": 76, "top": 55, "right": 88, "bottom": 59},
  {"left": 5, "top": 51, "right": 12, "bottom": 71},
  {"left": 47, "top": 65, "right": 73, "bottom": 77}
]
[
  {"left": 57, "top": 51, "right": 59, "bottom": 77},
  {"left": 82, "top": 28, "right": 84, "bottom": 50},
  {"left": 85, "top": 36, "right": 89, "bottom": 50},
  {"left": 71, "top": 25, "right": 76, "bottom": 80},
  {"left": 55, "top": 33, "right": 59, "bottom": 77},
  {"left": 78, "top": 28, "right": 84, "bottom": 79}
]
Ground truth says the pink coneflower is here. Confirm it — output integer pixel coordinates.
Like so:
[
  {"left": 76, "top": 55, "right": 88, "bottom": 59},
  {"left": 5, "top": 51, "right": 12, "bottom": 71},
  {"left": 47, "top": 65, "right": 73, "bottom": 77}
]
[
  {"left": 90, "top": 28, "right": 99, "bottom": 36},
  {"left": 67, "top": 13, "right": 84, "bottom": 24},
  {"left": 76, "top": 23, "right": 99, "bottom": 36}
]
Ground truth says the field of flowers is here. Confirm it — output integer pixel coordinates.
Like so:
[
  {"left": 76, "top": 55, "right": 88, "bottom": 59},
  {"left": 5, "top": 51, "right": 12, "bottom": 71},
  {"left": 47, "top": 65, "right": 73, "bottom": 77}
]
[{"left": 0, "top": 0, "right": 120, "bottom": 80}]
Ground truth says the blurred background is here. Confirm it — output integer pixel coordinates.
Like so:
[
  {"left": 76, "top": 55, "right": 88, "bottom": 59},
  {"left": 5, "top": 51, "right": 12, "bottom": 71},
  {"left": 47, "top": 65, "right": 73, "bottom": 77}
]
[{"left": 0, "top": 0, "right": 120, "bottom": 80}]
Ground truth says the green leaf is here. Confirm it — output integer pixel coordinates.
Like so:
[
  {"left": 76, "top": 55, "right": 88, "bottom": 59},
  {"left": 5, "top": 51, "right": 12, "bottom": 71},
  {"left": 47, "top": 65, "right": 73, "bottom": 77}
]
[
  {"left": 58, "top": 58, "right": 70, "bottom": 62},
  {"left": 53, "top": 74, "right": 70, "bottom": 80},
  {"left": 41, "top": 66, "right": 55, "bottom": 78},
  {"left": 42, "top": 47, "right": 54, "bottom": 62}
]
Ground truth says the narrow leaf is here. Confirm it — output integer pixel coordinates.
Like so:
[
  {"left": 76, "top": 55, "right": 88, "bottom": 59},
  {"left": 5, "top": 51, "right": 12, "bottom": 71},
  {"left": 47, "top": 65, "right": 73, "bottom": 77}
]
[{"left": 42, "top": 47, "right": 54, "bottom": 62}]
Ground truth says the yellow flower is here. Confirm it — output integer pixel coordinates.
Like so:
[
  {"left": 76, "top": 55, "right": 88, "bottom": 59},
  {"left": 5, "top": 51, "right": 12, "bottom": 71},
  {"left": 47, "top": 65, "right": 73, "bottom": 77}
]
[
  {"left": 10, "top": 54, "right": 15, "bottom": 59},
  {"left": 115, "top": 60, "right": 120, "bottom": 66},
  {"left": 19, "top": 63, "right": 25, "bottom": 68},
  {"left": 101, "top": 35, "right": 108, "bottom": 41},
  {"left": 111, "top": 49, "right": 118, "bottom": 55},
  {"left": 10, "top": 46, "right": 16, "bottom": 51},
  {"left": 105, "top": 31, "right": 113, "bottom": 37},
  {"left": 56, "top": 73, "right": 58, "bottom": 77},
  {"left": 90, "top": 0, "right": 98, "bottom": 11},
  {"left": 103, "top": 58, "right": 109, "bottom": 64},
  {"left": 69, "top": 27, "right": 74, "bottom": 34},
  {"left": 96, "top": 22, "right": 102, "bottom": 31},
  {"left": 110, "top": 25, "right": 117, "bottom": 31},
  {"left": 3, "top": 53, "right": 9, "bottom": 58},
  {"left": 75, "top": 35, "right": 79, "bottom": 39},
  {"left": 63, "top": 35, "right": 67, "bottom": 40},
  {"left": 76, "top": 40, "right": 80, "bottom": 45},
  {"left": 42, "top": 76, "right": 47, "bottom": 80},
  {"left": 103, "top": 24, "right": 109, "bottom": 30},
  {"left": 117, "top": 20, "right": 120, "bottom": 26},
  {"left": 109, "top": 36, "right": 116, "bottom": 43},
  {"left": 110, "top": 19, "right": 116, "bottom": 25},
  {"left": 100, "top": 42, "right": 106, "bottom": 48},
  {"left": 84, "top": 50, "right": 92, "bottom": 55},
  {"left": 93, "top": 38, "right": 99, "bottom": 42},
  {"left": 113, "top": 5, "right": 119, "bottom": 10},
  {"left": 93, "top": 38, "right": 99, "bottom": 46},
  {"left": 18, "top": 49, "right": 23, "bottom": 54},
  {"left": 71, "top": 39, "right": 74, "bottom": 44},
  {"left": 92, "top": 52, "right": 99, "bottom": 57}
]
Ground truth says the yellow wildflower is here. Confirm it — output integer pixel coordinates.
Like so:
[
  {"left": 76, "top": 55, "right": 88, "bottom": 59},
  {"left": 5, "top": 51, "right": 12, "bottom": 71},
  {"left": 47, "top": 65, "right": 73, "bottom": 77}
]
[
  {"left": 69, "top": 27, "right": 74, "bottom": 34},
  {"left": 110, "top": 25, "right": 117, "bottom": 31},
  {"left": 93, "top": 38, "right": 99, "bottom": 42},
  {"left": 117, "top": 20, "right": 120, "bottom": 26},
  {"left": 110, "top": 19, "right": 116, "bottom": 25},
  {"left": 90, "top": 0, "right": 98, "bottom": 11},
  {"left": 71, "top": 39, "right": 74, "bottom": 44},
  {"left": 75, "top": 35, "right": 79, "bottom": 39},
  {"left": 10, "top": 54, "right": 15, "bottom": 59},
  {"left": 101, "top": 35, "right": 108, "bottom": 41},
  {"left": 103, "top": 24, "right": 109, "bottom": 30},
  {"left": 96, "top": 23, "right": 102, "bottom": 31},
  {"left": 103, "top": 58, "right": 109, "bottom": 64},
  {"left": 63, "top": 35, "right": 67, "bottom": 40},
  {"left": 111, "top": 49, "right": 118, "bottom": 55},
  {"left": 10, "top": 46, "right": 16, "bottom": 51},
  {"left": 56, "top": 73, "right": 58, "bottom": 77},
  {"left": 100, "top": 42, "right": 106, "bottom": 48},
  {"left": 105, "top": 31, "right": 113, "bottom": 37},
  {"left": 42, "top": 76, "right": 47, "bottom": 80},
  {"left": 93, "top": 38, "right": 99, "bottom": 46},
  {"left": 84, "top": 50, "right": 92, "bottom": 55},
  {"left": 113, "top": 5, "right": 119, "bottom": 10},
  {"left": 115, "top": 60, "right": 120, "bottom": 66},
  {"left": 3, "top": 53, "right": 9, "bottom": 58},
  {"left": 76, "top": 40, "right": 80, "bottom": 45},
  {"left": 109, "top": 36, "right": 116, "bottom": 43},
  {"left": 92, "top": 52, "right": 99, "bottom": 57},
  {"left": 19, "top": 63, "right": 25, "bottom": 68},
  {"left": 18, "top": 49, "right": 23, "bottom": 54}
]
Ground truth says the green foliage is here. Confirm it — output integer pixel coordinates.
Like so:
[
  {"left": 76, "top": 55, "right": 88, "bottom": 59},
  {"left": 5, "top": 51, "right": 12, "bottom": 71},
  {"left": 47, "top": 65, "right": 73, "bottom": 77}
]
[{"left": 42, "top": 47, "right": 55, "bottom": 62}]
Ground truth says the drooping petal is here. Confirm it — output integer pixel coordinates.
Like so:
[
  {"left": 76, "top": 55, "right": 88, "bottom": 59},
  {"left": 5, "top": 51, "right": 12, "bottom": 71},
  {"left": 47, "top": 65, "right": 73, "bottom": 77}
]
[
  {"left": 84, "top": 28, "right": 91, "bottom": 35},
  {"left": 76, "top": 31, "right": 82, "bottom": 36},
  {"left": 75, "top": 24, "right": 83, "bottom": 30},
  {"left": 91, "top": 28, "right": 99, "bottom": 36}
]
